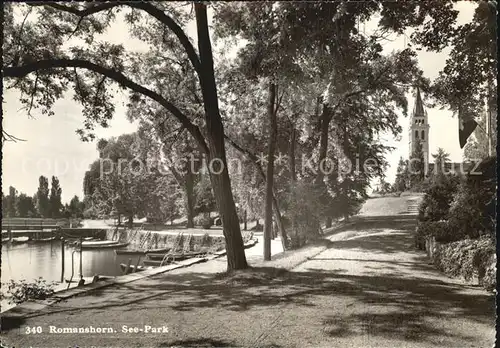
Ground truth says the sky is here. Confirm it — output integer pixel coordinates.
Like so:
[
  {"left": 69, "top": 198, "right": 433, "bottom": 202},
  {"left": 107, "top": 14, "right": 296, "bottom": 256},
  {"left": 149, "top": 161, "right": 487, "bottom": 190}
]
[{"left": 2, "top": 2, "right": 476, "bottom": 203}]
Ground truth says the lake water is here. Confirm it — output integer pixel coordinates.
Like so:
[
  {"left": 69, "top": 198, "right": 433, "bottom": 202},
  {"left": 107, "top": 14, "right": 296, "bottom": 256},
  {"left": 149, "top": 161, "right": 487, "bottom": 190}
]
[{"left": 1, "top": 241, "right": 143, "bottom": 284}]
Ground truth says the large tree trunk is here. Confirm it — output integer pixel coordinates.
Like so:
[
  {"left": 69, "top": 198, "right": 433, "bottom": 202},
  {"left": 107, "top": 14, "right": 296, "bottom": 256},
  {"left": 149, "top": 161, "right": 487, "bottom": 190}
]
[
  {"left": 309, "top": 104, "right": 332, "bottom": 239},
  {"left": 315, "top": 104, "right": 331, "bottom": 186},
  {"left": 243, "top": 209, "right": 247, "bottom": 231},
  {"left": 263, "top": 81, "right": 277, "bottom": 261},
  {"left": 272, "top": 192, "right": 287, "bottom": 250},
  {"left": 288, "top": 127, "right": 298, "bottom": 246},
  {"left": 195, "top": 4, "right": 248, "bottom": 270}
]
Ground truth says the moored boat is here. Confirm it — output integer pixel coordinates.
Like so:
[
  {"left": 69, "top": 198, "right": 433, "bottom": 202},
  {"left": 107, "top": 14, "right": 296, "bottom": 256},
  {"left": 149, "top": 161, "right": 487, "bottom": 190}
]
[
  {"left": 114, "top": 247, "right": 171, "bottom": 255},
  {"left": 32, "top": 236, "right": 58, "bottom": 243},
  {"left": 80, "top": 242, "right": 130, "bottom": 250},
  {"left": 146, "top": 250, "right": 208, "bottom": 261},
  {"left": 11, "top": 236, "right": 30, "bottom": 244},
  {"left": 65, "top": 275, "right": 115, "bottom": 283},
  {"left": 76, "top": 240, "right": 119, "bottom": 247},
  {"left": 142, "top": 259, "right": 176, "bottom": 267}
]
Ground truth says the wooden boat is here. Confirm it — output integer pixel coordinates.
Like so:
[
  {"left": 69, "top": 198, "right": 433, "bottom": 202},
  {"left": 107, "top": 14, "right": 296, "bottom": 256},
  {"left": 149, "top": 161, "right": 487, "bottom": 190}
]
[
  {"left": 81, "top": 242, "right": 129, "bottom": 250},
  {"left": 76, "top": 240, "right": 119, "bottom": 247},
  {"left": 119, "top": 263, "right": 148, "bottom": 274},
  {"left": 11, "top": 236, "right": 30, "bottom": 244},
  {"left": 32, "top": 236, "right": 58, "bottom": 243},
  {"left": 65, "top": 276, "right": 114, "bottom": 283},
  {"left": 142, "top": 259, "right": 176, "bottom": 267},
  {"left": 146, "top": 250, "right": 208, "bottom": 261},
  {"left": 114, "top": 247, "right": 171, "bottom": 255},
  {"left": 2, "top": 237, "right": 10, "bottom": 243}
]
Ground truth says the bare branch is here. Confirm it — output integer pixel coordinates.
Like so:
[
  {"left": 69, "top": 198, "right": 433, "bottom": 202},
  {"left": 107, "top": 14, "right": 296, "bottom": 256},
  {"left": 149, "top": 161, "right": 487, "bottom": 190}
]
[
  {"left": 2, "top": 130, "right": 27, "bottom": 143},
  {"left": 224, "top": 134, "right": 266, "bottom": 180},
  {"left": 4, "top": 58, "right": 209, "bottom": 153},
  {"left": 274, "top": 88, "right": 286, "bottom": 116}
]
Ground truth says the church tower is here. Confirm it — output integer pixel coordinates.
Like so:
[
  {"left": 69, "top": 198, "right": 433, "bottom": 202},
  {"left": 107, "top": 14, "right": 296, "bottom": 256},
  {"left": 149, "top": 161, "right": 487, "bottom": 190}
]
[{"left": 409, "top": 87, "right": 430, "bottom": 164}]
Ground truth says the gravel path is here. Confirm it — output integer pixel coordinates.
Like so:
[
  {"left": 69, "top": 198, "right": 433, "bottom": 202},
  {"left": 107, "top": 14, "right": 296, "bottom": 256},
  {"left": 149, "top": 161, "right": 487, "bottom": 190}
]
[{"left": 1, "top": 210, "right": 494, "bottom": 347}]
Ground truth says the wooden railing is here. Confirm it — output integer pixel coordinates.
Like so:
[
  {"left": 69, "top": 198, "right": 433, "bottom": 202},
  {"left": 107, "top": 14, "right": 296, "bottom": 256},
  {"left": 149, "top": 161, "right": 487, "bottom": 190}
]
[{"left": 1, "top": 218, "right": 61, "bottom": 230}]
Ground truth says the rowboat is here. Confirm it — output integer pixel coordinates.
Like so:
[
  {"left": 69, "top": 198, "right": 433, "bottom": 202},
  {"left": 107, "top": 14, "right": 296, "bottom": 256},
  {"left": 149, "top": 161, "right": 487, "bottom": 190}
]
[
  {"left": 119, "top": 263, "right": 149, "bottom": 274},
  {"left": 11, "top": 237, "right": 30, "bottom": 244},
  {"left": 81, "top": 242, "right": 129, "bottom": 250},
  {"left": 146, "top": 250, "right": 208, "bottom": 261},
  {"left": 76, "top": 240, "right": 119, "bottom": 247},
  {"left": 65, "top": 276, "right": 115, "bottom": 284},
  {"left": 142, "top": 259, "right": 176, "bottom": 267},
  {"left": 114, "top": 247, "right": 171, "bottom": 255},
  {"left": 32, "top": 236, "right": 58, "bottom": 243}
]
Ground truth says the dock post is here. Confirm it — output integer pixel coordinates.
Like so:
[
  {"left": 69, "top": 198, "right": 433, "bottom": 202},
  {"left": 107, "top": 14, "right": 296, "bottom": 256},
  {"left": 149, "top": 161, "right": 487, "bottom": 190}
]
[
  {"left": 8, "top": 227, "right": 12, "bottom": 241},
  {"left": 61, "top": 238, "right": 65, "bottom": 283},
  {"left": 124, "top": 258, "right": 132, "bottom": 275},
  {"left": 79, "top": 236, "right": 83, "bottom": 280},
  {"left": 133, "top": 257, "right": 141, "bottom": 273}
]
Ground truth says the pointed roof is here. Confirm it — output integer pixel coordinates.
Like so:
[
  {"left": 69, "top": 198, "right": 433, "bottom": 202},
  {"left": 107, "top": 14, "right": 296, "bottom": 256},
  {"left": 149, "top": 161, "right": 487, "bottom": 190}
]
[{"left": 413, "top": 87, "right": 425, "bottom": 117}]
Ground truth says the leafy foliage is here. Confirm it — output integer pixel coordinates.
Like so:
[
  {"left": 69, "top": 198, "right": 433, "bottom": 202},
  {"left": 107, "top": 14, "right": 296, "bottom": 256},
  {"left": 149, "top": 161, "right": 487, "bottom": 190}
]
[
  {"left": 432, "top": 236, "right": 495, "bottom": 291},
  {"left": 36, "top": 176, "right": 50, "bottom": 218},
  {"left": 49, "top": 176, "right": 62, "bottom": 218},
  {"left": 1, "top": 278, "right": 58, "bottom": 305},
  {"left": 393, "top": 157, "right": 410, "bottom": 192},
  {"left": 447, "top": 167, "right": 496, "bottom": 239},
  {"left": 409, "top": 138, "right": 425, "bottom": 187},
  {"left": 418, "top": 174, "right": 460, "bottom": 223},
  {"left": 430, "top": 2, "right": 497, "bottom": 120}
]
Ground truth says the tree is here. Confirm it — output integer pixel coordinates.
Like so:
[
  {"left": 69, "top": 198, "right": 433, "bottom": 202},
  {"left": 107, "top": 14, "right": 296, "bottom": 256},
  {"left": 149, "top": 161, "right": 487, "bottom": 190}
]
[
  {"left": 429, "top": 1, "right": 497, "bottom": 148},
  {"left": 418, "top": 174, "right": 460, "bottom": 223},
  {"left": 36, "top": 176, "right": 50, "bottom": 218},
  {"left": 431, "top": 147, "right": 451, "bottom": 180},
  {"left": 49, "top": 176, "right": 62, "bottom": 218},
  {"left": 68, "top": 195, "right": 85, "bottom": 218},
  {"left": 3, "top": 2, "right": 247, "bottom": 270},
  {"left": 409, "top": 139, "right": 425, "bottom": 188},
  {"left": 394, "top": 157, "right": 409, "bottom": 192},
  {"left": 3, "top": 186, "right": 18, "bottom": 217},
  {"left": 16, "top": 194, "right": 36, "bottom": 217},
  {"left": 194, "top": 174, "right": 216, "bottom": 218}
]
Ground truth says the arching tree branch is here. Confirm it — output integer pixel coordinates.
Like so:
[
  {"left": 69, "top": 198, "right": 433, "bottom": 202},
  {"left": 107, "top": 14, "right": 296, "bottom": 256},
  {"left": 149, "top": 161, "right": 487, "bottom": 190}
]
[
  {"left": 28, "top": 2, "right": 203, "bottom": 78},
  {"left": 4, "top": 59, "right": 209, "bottom": 153}
]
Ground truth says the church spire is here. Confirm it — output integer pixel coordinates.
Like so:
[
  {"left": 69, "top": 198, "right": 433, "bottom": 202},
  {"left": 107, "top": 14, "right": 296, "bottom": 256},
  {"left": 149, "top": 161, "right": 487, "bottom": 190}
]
[{"left": 413, "top": 86, "right": 425, "bottom": 117}]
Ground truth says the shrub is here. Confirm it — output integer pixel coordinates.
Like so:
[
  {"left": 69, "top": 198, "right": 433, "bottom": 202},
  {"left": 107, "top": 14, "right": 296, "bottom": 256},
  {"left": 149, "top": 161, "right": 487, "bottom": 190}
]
[
  {"left": 1, "top": 278, "right": 58, "bottom": 304},
  {"left": 447, "top": 167, "right": 496, "bottom": 240},
  {"left": 415, "top": 221, "right": 462, "bottom": 249},
  {"left": 194, "top": 215, "right": 212, "bottom": 229},
  {"left": 83, "top": 207, "right": 99, "bottom": 219},
  {"left": 285, "top": 182, "right": 326, "bottom": 248},
  {"left": 417, "top": 175, "right": 460, "bottom": 223},
  {"left": 432, "top": 236, "right": 496, "bottom": 291}
]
